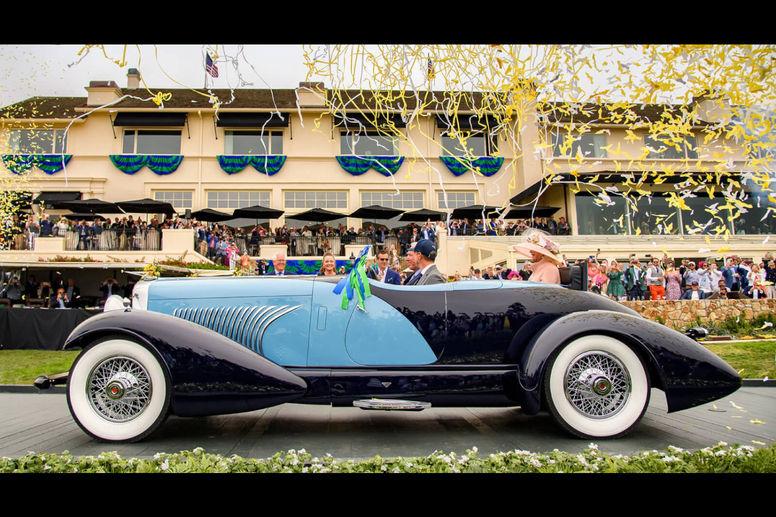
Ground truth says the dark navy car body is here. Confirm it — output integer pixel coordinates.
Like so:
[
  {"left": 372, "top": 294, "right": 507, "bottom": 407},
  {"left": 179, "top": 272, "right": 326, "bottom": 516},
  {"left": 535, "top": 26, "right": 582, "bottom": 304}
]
[{"left": 58, "top": 274, "right": 742, "bottom": 442}]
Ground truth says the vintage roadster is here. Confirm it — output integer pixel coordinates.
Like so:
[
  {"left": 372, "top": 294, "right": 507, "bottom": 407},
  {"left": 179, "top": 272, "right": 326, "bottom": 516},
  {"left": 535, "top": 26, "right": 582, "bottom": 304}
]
[{"left": 40, "top": 258, "right": 741, "bottom": 443}]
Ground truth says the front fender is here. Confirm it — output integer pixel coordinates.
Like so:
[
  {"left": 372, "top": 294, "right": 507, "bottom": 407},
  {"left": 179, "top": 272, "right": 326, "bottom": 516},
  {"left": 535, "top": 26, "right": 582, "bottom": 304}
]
[
  {"left": 517, "top": 310, "right": 741, "bottom": 415},
  {"left": 64, "top": 309, "right": 308, "bottom": 417}
]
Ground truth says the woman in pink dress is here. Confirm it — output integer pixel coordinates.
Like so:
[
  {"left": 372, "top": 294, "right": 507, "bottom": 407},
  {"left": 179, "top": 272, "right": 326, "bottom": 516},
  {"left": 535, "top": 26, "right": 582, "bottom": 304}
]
[
  {"left": 512, "top": 230, "right": 562, "bottom": 284},
  {"left": 664, "top": 264, "right": 682, "bottom": 300}
]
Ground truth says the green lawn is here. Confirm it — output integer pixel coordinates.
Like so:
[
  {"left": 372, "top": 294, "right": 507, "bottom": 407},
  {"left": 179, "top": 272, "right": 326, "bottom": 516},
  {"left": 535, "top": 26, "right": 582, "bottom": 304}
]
[
  {"left": 0, "top": 350, "right": 80, "bottom": 385},
  {"left": 1, "top": 340, "right": 774, "bottom": 386},
  {"left": 702, "top": 340, "right": 776, "bottom": 379}
]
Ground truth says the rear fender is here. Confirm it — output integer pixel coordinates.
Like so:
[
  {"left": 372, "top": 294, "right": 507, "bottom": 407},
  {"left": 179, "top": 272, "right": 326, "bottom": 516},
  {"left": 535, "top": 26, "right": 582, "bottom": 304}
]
[{"left": 517, "top": 310, "right": 740, "bottom": 415}]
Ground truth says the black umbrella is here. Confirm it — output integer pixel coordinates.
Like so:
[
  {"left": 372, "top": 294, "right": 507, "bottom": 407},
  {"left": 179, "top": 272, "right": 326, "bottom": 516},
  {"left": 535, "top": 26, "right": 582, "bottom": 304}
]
[
  {"left": 116, "top": 198, "right": 176, "bottom": 218},
  {"left": 399, "top": 208, "right": 447, "bottom": 222},
  {"left": 286, "top": 208, "right": 347, "bottom": 223},
  {"left": 232, "top": 205, "right": 284, "bottom": 220},
  {"left": 505, "top": 205, "right": 561, "bottom": 219},
  {"left": 64, "top": 213, "right": 106, "bottom": 221},
  {"left": 59, "top": 199, "right": 125, "bottom": 214},
  {"left": 349, "top": 205, "right": 404, "bottom": 220},
  {"left": 450, "top": 204, "right": 503, "bottom": 220},
  {"left": 190, "top": 208, "right": 233, "bottom": 222}
]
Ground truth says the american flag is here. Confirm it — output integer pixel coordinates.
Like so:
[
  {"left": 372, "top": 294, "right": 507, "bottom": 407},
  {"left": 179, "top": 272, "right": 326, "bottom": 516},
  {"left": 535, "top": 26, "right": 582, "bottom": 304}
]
[{"left": 205, "top": 53, "right": 218, "bottom": 78}]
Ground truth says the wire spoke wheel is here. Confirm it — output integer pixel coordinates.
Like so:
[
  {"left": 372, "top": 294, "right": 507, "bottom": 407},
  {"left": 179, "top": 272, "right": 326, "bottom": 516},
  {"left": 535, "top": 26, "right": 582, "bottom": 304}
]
[
  {"left": 88, "top": 357, "right": 152, "bottom": 422},
  {"left": 545, "top": 335, "right": 649, "bottom": 439},
  {"left": 564, "top": 351, "right": 631, "bottom": 418},
  {"left": 67, "top": 338, "right": 171, "bottom": 442}
]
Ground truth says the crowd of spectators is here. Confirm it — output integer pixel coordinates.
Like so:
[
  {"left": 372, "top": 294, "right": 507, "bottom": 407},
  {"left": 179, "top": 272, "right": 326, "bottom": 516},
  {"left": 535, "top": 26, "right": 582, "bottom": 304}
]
[
  {"left": 1, "top": 211, "right": 194, "bottom": 251},
  {"left": 584, "top": 252, "right": 776, "bottom": 301},
  {"left": 0, "top": 272, "right": 136, "bottom": 308}
]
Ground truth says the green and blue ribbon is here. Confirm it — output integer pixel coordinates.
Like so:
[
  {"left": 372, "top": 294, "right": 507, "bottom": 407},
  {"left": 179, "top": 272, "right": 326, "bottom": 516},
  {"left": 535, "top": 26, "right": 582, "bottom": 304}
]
[
  {"left": 332, "top": 245, "right": 372, "bottom": 311},
  {"left": 2, "top": 154, "right": 72, "bottom": 175},
  {"left": 110, "top": 155, "right": 183, "bottom": 175},
  {"left": 440, "top": 156, "right": 503, "bottom": 177},
  {"left": 336, "top": 156, "right": 404, "bottom": 176},
  {"left": 217, "top": 155, "right": 286, "bottom": 175}
]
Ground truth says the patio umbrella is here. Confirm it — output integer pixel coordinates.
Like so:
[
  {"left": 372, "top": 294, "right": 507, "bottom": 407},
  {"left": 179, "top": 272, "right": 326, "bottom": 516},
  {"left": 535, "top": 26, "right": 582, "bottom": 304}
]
[
  {"left": 399, "top": 208, "right": 447, "bottom": 222},
  {"left": 504, "top": 205, "right": 561, "bottom": 219},
  {"left": 231, "top": 205, "right": 284, "bottom": 220},
  {"left": 450, "top": 204, "right": 503, "bottom": 220},
  {"left": 64, "top": 213, "right": 106, "bottom": 221},
  {"left": 58, "top": 199, "right": 125, "bottom": 214},
  {"left": 349, "top": 205, "right": 404, "bottom": 220},
  {"left": 286, "top": 208, "right": 347, "bottom": 223},
  {"left": 116, "top": 198, "right": 176, "bottom": 218},
  {"left": 190, "top": 208, "right": 233, "bottom": 222}
]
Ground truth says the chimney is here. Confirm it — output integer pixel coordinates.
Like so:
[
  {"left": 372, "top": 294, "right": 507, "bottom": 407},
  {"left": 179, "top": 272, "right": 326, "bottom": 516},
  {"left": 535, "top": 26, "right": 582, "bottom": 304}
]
[
  {"left": 85, "top": 80, "right": 122, "bottom": 106},
  {"left": 296, "top": 81, "right": 326, "bottom": 108},
  {"left": 127, "top": 68, "right": 141, "bottom": 89}
]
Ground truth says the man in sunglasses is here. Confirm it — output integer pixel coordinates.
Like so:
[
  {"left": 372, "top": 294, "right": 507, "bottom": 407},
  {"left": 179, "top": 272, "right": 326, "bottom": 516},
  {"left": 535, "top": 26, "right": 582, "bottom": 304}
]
[{"left": 367, "top": 249, "right": 402, "bottom": 285}]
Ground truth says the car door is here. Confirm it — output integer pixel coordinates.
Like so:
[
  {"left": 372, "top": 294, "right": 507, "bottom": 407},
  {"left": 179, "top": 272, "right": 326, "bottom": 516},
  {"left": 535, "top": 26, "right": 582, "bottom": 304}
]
[{"left": 308, "top": 278, "right": 444, "bottom": 366}]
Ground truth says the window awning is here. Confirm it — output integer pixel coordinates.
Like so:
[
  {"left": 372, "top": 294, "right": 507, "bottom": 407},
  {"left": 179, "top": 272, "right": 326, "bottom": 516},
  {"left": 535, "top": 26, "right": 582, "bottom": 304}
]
[
  {"left": 436, "top": 114, "right": 498, "bottom": 130},
  {"left": 112, "top": 113, "right": 187, "bottom": 127},
  {"left": 334, "top": 113, "right": 406, "bottom": 130},
  {"left": 33, "top": 191, "right": 82, "bottom": 207},
  {"left": 216, "top": 112, "right": 290, "bottom": 128}
]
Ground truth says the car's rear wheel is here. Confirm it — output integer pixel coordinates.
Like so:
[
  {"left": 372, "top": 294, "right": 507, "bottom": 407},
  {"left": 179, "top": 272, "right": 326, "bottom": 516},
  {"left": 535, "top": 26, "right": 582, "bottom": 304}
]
[
  {"left": 544, "top": 334, "right": 650, "bottom": 439},
  {"left": 67, "top": 337, "right": 171, "bottom": 442}
]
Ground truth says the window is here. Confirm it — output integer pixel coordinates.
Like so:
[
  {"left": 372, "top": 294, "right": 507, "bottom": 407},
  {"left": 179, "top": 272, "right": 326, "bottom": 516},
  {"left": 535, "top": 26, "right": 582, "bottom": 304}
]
[
  {"left": 207, "top": 191, "right": 270, "bottom": 209},
  {"left": 575, "top": 194, "right": 629, "bottom": 235},
  {"left": 224, "top": 131, "right": 283, "bottom": 155},
  {"left": 441, "top": 132, "right": 496, "bottom": 157},
  {"left": 154, "top": 191, "right": 192, "bottom": 210},
  {"left": 361, "top": 191, "right": 423, "bottom": 210},
  {"left": 340, "top": 131, "right": 397, "bottom": 156},
  {"left": 438, "top": 191, "right": 475, "bottom": 210},
  {"left": 284, "top": 191, "right": 347, "bottom": 209},
  {"left": 644, "top": 134, "right": 697, "bottom": 159},
  {"left": 122, "top": 130, "right": 181, "bottom": 154},
  {"left": 551, "top": 133, "right": 606, "bottom": 158},
  {"left": 8, "top": 129, "right": 67, "bottom": 154}
]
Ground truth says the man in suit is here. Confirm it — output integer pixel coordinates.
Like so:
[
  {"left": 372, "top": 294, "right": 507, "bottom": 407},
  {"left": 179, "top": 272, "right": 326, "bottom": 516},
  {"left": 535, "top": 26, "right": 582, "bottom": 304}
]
[
  {"left": 49, "top": 287, "right": 71, "bottom": 308},
  {"left": 272, "top": 252, "right": 287, "bottom": 276},
  {"left": 404, "top": 239, "right": 445, "bottom": 286},
  {"left": 624, "top": 259, "right": 646, "bottom": 301},
  {"left": 367, "top": 249, "right": 402, "bottom": 285},
  {"left": 680, "top": 281, "right": 706, "bottom": 300}
]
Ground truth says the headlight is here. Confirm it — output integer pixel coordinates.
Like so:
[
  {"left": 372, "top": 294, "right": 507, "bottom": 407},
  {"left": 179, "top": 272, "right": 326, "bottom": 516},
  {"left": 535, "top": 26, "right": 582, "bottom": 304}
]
[
  {"left": 132, "top": 280, "right": 151, "bottom": 310},
  {"left": 104, "top": 294, "right": 130, "bottom": 312}
]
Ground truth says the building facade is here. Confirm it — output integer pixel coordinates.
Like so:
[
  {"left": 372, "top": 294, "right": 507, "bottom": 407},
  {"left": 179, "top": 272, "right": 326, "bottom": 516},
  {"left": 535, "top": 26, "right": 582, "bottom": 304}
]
[{"left": 1, "top": 71, "right": 773, "bottom": 276}]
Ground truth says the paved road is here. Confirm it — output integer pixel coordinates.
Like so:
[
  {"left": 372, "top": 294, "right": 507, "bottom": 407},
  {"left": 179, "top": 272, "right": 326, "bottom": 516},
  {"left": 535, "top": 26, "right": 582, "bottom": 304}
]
[{"left": 1, "top": 386, "right": 774, "bottom": 460}]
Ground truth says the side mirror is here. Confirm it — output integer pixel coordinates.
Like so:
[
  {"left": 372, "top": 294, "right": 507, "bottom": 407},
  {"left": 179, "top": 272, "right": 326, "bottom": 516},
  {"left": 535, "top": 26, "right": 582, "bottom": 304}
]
[{"left": 685, "top": 327, "right": 709, "bottom": 341}]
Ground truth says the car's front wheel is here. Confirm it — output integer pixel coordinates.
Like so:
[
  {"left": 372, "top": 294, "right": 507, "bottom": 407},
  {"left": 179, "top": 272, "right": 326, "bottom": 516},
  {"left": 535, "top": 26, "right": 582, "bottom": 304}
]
[
  {"left": 67, "top": 337, "right": 171, "bottom": 442},
  {"left": 544, "top": 334, "right": 650, "bottom": 439}
]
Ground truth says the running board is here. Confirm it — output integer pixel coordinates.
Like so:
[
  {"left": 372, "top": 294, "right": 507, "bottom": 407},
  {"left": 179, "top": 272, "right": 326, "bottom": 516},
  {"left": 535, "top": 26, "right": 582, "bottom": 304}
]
[{"left": 353, "top": 399, "right": 431, "bottom": 411}]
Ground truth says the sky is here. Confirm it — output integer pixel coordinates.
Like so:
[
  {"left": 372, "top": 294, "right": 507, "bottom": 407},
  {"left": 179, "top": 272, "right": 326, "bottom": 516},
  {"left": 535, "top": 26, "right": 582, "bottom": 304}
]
[{"left": 0, "top": 45, "right": 311, "bottom": 107}]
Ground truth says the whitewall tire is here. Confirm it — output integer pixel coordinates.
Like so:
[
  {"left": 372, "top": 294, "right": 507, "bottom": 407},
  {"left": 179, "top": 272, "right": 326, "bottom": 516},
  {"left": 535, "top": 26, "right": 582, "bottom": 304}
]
[
  {"left": 67, "top": 338, "right": 171, "bottom": 442},
  {"left": 544, "top": 334, "right": 650, "bottom": 439}
]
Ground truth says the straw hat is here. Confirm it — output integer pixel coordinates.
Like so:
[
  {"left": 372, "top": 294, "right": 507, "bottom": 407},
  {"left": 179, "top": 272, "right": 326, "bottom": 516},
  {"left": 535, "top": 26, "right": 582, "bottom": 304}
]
[{"left": 512, "top": 230, "right": 563, "bottom": 264}]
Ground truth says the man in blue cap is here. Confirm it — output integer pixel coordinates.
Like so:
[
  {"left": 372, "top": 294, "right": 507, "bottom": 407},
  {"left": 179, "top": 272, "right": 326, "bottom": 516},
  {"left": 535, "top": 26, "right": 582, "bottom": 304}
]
[{"left": 404, "top": 239, "right": 445, "bottom": 285}]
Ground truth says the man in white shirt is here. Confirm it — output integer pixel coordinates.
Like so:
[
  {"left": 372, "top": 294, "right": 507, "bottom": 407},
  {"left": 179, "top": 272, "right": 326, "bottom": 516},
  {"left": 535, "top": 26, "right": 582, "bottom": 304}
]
[{"left": 646, "top": 257, "right": 665, "bottom": 300}]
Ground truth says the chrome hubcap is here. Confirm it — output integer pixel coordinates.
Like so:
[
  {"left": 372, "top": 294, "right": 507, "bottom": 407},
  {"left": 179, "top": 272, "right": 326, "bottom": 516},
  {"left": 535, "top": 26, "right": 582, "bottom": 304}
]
[
  {"left": 88, "top": 357, "right": 151, "bottom": 422},
  {"left": 564, "top": 351, "right": 631, "bottom": 418}
]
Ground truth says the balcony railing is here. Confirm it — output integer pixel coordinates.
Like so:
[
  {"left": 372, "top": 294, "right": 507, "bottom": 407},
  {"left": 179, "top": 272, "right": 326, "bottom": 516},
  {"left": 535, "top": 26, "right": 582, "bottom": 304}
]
[
  {"left": 195, "top": 234, "right": 402, "bottom": 257},
  {"left": 63, "top": 229, "right": 161, "bottom": 251}
]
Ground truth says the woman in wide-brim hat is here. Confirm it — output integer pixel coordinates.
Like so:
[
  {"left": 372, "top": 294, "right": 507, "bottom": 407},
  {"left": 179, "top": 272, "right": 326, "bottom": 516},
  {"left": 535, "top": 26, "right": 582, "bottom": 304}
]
[{"left": 512, "top": 230, "right": 563, "bottom": 284}]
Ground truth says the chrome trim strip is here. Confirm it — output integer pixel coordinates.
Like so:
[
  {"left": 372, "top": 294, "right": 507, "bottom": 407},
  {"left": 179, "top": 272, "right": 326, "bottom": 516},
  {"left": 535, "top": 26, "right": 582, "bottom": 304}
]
[{"left": 258, "top": 305, "right": 302, "bottom": 356}]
